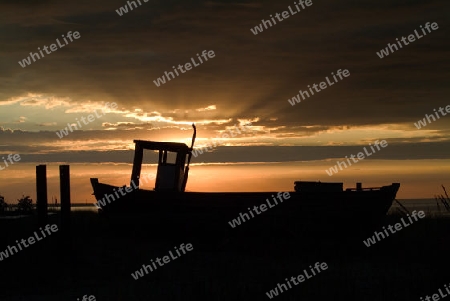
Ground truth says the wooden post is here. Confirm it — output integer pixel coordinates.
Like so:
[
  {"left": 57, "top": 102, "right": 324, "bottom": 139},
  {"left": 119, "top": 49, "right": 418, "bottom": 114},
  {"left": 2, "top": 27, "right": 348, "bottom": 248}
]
[
  {"left": 60, "top": 165, "right": 71, "bottom": 237},
  {"left": 36, "top": 165, "right": 48, "bottom": 227}
]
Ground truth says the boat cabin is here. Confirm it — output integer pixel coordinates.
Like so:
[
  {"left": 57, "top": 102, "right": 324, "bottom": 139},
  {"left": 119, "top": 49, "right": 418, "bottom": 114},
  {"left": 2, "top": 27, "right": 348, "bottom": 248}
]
[{"left": 130, "top": 140, "right": 192, "bottom": 192}]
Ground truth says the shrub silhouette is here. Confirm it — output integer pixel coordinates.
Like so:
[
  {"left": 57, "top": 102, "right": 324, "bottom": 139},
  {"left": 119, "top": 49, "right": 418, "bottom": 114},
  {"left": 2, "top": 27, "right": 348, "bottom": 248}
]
[
  {"left": 435, "top": 185, "right": 450, "bottom": 212},
  {"left": 17, "top": 195, "right": 33, "bottom": 214},
  {"left": 0, "top": 194, "right": 7, "bottom": 213}
]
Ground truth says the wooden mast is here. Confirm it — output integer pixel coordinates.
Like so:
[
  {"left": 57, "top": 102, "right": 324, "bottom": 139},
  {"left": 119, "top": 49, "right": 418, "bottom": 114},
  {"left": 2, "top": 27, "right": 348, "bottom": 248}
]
[{"left": 181, "top": 123, "right": 196, "bottom": 192}]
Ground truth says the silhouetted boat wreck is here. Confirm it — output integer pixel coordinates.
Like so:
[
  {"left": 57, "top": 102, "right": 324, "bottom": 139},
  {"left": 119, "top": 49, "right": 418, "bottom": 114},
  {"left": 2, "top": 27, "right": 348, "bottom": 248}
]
[{"left": 90, "top": 124, "right": 400, "bottom": 238}]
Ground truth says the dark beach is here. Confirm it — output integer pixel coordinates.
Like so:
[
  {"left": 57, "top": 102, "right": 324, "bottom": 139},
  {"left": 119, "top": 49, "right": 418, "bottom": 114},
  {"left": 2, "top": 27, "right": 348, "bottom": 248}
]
[{"left": 0, "top": 202, "right": 449, "bottom": 301}]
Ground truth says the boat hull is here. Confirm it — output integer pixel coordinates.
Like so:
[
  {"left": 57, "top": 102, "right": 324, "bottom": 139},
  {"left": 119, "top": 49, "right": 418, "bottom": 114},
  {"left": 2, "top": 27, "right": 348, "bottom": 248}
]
[{"left": 90, "top": 179, "right": 400, "bottom": 239}]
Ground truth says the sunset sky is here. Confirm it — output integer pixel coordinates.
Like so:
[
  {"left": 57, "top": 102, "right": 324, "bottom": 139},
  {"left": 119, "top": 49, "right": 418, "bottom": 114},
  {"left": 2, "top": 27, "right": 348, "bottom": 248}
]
[{"left": 0, "top": 0, "right": 449, "bottom": 202}]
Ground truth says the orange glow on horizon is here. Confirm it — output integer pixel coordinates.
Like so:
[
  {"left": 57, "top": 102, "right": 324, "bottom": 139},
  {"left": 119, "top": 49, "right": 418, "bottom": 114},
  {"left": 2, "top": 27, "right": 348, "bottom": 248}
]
[{"left": 0, "top": 160, "right": 448, "bottom": 204}]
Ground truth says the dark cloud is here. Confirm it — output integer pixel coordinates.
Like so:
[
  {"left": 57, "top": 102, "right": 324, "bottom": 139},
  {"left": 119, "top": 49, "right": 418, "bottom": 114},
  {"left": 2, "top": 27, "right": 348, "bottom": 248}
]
[
  {"left": 0, "top": 0, "right": 449, "bottom": 161},
  {"left": 1, "top": 142, "right": 449, "bottom": 164}
]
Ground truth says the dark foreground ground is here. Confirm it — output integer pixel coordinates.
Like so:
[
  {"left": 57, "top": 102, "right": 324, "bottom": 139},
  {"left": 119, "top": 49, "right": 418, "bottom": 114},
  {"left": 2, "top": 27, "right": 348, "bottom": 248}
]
[{"left": 0, "top": 210, "right": 449, "bottom": 301}]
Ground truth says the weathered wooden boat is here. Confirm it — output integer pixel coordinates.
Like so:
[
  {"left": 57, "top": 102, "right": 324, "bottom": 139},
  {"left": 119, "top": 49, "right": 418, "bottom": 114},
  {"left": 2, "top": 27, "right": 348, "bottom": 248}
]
[{"left": 90, "top": 124, "right": 400, "bottom": 238}]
